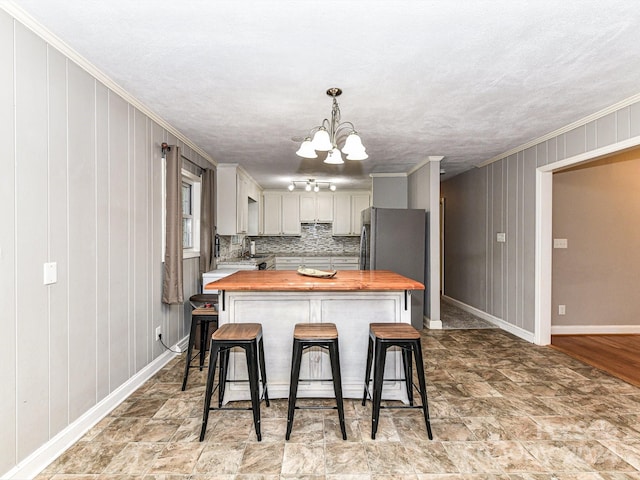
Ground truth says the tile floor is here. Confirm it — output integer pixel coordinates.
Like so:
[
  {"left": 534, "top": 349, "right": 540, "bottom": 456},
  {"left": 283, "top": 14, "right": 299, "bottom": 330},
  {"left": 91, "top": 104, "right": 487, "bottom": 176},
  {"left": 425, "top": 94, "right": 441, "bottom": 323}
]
[{"left": 36, "top": 326, "right": 640, "bottom": 479}]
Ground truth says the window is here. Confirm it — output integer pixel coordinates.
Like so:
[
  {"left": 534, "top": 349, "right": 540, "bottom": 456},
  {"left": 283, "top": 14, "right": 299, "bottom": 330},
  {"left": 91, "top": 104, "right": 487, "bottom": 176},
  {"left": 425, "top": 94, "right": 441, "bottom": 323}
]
[
  {"left": 181, "top": 170, "right": 201, "bottom": 257},
  {"left": 162, "top": 156, "right": 202, "bottom": 260},
  {"left": 182, "top": 181, "right": 194, "bottom": 248}
]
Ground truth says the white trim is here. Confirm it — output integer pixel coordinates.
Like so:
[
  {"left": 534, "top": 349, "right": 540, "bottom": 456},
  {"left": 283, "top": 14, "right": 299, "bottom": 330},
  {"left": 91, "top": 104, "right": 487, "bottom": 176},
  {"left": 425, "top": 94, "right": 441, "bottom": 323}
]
[
  {"left": 0, "top": 1, "right": 215, "bottom": 166},
  {"left": 551, "top": 325, "right": 640, "bottom": 335},
  {"left": 534, "top": 169, "right": 553, "bottom": 345},
  {"left": 478, "top": 95, "right": 640, "bottom": 168},
  {"left": 369, "top": 172, "right": 407, "bottom": 177},
  {"left": 2, "top": 346, "right": 183, "bottom": 480},
  {"left": 442, "top": 295, "right": 535, "bottom": 343},
  {"left": 425, "top": 315, "right": 442, "bottom": 330}
]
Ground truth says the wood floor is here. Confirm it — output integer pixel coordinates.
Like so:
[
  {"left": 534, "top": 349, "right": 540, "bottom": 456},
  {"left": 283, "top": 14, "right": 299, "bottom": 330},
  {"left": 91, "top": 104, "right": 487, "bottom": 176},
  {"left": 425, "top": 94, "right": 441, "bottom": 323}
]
[{"left": 551, "top": 334, "right": 640, "bottom": 387}]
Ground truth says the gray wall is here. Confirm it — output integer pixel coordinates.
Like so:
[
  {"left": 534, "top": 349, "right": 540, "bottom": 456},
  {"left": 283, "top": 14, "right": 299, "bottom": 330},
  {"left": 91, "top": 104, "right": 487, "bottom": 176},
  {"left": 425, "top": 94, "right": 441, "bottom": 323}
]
[
  {"left": 552, "top": 149, "right": 640, "bottom": 327},
  {"left": 372, "top": 176, "right": 408, "bottom": 208},
  {"left": 0, "top": 9, "right": 210, "bottom": 474},
  {"left": 441, "top": 99, "right": 640, "bottom": 335}
]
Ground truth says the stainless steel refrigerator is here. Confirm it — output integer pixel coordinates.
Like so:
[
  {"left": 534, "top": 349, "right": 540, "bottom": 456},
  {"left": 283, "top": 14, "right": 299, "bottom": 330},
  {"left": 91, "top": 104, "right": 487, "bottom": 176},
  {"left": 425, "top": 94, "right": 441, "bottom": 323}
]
[{"left": 359, "top": 207, "right": 426, "bottom": 329}]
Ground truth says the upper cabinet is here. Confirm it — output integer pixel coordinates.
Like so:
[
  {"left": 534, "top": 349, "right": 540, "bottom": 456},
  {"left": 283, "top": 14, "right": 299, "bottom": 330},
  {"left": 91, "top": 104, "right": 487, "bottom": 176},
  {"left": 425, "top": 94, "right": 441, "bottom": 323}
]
[
  {"left": 262, "top": 192, "right": 301, "bottom": 235},
  {"left": 299, "top": 192, "right": 333, "bottom": 223},
  {"left": 217, "top": 164, "right": 261, "bottom": 235},
  {"left": 332, "top": 192, "right": 371, "bottom": 236}
]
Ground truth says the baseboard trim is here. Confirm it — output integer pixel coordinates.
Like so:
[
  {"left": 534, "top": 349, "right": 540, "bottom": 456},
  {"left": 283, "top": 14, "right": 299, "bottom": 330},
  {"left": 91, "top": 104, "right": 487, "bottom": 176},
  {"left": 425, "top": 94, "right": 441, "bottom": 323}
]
[
  {"left": 3, "top": 338, "right": 186, "bottom": 480},
  {"left": 442, "top": 296, "right": 535, "bottom": 343},
  {"left": 551, "top": 325, "right": 640, "bottom": 335}
]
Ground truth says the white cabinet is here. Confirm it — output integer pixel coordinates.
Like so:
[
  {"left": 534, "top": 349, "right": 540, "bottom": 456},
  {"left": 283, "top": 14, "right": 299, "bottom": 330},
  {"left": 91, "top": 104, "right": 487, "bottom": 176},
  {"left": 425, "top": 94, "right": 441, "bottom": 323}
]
[
  {"left": 275, "top": 256, "right": 303, "bottom": 270},
  {"left": 262, "top": 192, "right": 301, "bottom": 235},
  {"left": 302, "top": 256, "right": 332, "bottom": 271},
  {"left": 299, "top": 192, "right": 333, "bottom": 223},
  {"left": 331, "top": 256, "right": 360, "bottom": 270},
  {"left": 217, "top": 164, "right": 261, "bottom": 235},
  {"left": 332, "top": 192, "right": 370, "bottom": 236}
]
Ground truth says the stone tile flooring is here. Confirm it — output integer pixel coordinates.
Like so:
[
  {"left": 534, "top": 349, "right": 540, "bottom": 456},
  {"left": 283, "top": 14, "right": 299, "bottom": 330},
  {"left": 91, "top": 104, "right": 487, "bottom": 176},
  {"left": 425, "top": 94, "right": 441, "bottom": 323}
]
[
  {"left": 36, "top": 328, "right": 640, "bottom": 479},
  {"left": 440, "top": 302, "right": 498, "bottom": 330}
]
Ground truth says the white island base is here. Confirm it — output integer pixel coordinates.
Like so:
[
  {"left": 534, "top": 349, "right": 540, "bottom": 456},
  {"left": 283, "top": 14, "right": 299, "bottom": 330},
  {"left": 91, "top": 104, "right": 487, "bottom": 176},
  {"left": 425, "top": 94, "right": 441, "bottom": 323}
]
[{"left": 216, "top": 289, "right": 416, "bottom": 403}]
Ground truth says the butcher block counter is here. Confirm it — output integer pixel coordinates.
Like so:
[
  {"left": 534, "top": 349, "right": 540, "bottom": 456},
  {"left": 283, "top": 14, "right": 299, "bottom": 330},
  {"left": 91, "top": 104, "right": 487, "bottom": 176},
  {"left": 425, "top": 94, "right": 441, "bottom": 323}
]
[
  {"left": 207, "top": 269, "right": 424, "bottom": 292},
  {"left": 206, "top": 270, "right": 424, "bottom": 403}
]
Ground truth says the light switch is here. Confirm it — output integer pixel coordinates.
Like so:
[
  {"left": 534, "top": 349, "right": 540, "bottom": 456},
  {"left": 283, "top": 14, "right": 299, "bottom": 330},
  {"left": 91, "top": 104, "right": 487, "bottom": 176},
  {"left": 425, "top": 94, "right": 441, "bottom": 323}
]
[
  {"left": 558, "top": 304, "right": 566, "bottom": 315},
  {"left": 496, "top": 232, "right": 506, "bottom": 243},
  {"left": 44, "top": 262, "right": 57, "bottom": 285},
  {"left": 553, "top": 238, "right": 568, "bottom": 249}
]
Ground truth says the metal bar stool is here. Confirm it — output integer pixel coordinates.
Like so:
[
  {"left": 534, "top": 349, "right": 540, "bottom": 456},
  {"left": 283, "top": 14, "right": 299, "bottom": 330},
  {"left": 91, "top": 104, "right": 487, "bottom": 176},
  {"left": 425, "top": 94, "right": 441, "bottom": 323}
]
[
  {"left": 182, "top": 294, "right": 219, "bottom": 391},
  {"left": 199, "top": 323, "right": 269, "bottom": 442},
  {"left": 286, "top": 323, "right": 347, "bottom": 440},
  {"left": 362, "top": 322, "right": 433, "bottom": 440}
]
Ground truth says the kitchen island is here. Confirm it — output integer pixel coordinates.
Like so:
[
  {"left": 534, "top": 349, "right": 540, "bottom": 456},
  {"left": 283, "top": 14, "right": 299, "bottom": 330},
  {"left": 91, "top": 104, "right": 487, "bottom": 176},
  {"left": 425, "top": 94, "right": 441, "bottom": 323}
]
[{"left": 205, "top": 270, "right": 424, "bottom": 402}]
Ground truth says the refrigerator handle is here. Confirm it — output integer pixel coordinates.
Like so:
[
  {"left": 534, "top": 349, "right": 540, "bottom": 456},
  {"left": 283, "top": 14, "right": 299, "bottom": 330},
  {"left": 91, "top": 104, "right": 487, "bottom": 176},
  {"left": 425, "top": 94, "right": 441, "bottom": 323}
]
[{"left": 359, "top": 226, "right": 367, "bottom": 269}]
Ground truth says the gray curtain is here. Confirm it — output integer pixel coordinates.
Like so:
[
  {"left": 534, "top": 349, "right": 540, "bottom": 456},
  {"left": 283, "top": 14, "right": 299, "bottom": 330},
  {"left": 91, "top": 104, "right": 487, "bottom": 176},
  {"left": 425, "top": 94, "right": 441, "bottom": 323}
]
[
  {"left": 162, "top": 145, "right": 184, "bottom": 304},
  {"left": 199, "top": 168, "right": 216, "bottom": 277}
]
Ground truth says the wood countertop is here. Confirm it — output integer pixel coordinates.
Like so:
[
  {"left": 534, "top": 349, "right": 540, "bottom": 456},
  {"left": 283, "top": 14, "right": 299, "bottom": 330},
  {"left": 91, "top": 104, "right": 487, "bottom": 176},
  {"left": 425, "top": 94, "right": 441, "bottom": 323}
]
[{"left": 205, "top": 270, "right": 424, "bottom": 292}]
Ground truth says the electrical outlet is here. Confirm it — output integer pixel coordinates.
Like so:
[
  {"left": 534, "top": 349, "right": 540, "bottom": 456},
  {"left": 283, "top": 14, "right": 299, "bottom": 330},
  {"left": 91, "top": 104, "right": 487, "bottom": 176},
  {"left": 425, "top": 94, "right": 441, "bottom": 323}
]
[
  {"left": 156, "top": 326, "right": 162, "bottom": 341},
  {"left": 558, "top": 305, "right": 566, "bottom": 315}
]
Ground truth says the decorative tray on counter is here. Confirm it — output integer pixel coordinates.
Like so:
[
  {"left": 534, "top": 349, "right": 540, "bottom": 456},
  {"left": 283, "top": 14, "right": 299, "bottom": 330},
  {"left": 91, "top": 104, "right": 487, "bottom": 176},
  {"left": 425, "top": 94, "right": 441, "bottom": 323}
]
[{"left": 296, "top": 267, "right": 337, "bottom": 278}]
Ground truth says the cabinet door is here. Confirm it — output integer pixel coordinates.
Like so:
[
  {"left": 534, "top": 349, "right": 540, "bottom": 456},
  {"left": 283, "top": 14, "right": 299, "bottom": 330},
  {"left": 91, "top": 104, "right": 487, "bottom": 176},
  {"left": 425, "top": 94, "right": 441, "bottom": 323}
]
[
  {"left": 316, "top": 193, "right": 333, "bottom": 222},
  {"left": 351, "top": 194, "right": 370, "bottom": 234},
  {"left": 262, "top": 193, "right": 282, "bottom": 235},
  {"left": 281, "top": 194, "right": 301, "bottom": 235},
  {"left": 236, "top": 175, "right": 248, "bottom": 233},
  {"left": 332, "top": 193, "right": 351, "bottom": 235},
  {"left": 299, "top": 194, "right": 316, "bottom": 222}
]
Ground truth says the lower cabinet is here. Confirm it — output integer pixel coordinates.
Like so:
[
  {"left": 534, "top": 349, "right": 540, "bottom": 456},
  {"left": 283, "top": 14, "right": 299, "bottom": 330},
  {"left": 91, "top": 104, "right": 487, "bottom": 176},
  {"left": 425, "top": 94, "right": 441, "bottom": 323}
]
[{"left": 275, "top": 256, "right": 359, "bottom": 271}]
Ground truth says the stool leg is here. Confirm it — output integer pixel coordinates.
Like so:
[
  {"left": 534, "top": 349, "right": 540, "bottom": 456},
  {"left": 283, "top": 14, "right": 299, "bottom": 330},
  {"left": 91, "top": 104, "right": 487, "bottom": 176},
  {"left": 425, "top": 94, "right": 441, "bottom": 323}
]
[
  {"left": 329, "top": 340, "right": 347, "bottom": 440},
  {"left": 286, "top": 339, "right": 303, "bottom": 440},
  {"left": 245, "top": 341, "right": 262, "bottom": 441},
  {"left": 362, "top": 336, "right": 374, "bottom": 406},
  {"left": 199, "top": 319, "right": 210, "bottom": 371},
  {"left": 181, "top": 315, "right": 199, "bottom": 391},
  {"left": 258, "top": 337, "right": 270, "bottom": 407},
  {"left": 371, "top": 340, "right": 387, "bottom": 440},
  {"left": 218, "top": 347, "right": 230, "bottom": 408},
  {"left": 402, "top": 345, "right": 414, "bottom": 406},
  {"left": 200, "top": 340, "right": 220, "bottom": 441},
  {"left": 412, "top": 339, "right": 433, "bottom": 440}
]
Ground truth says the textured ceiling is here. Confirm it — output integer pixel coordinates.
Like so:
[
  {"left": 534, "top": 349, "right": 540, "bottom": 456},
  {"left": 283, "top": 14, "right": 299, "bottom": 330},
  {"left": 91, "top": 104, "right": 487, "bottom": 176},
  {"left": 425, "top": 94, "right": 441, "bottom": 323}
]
[{"left": 10, "top": 0, "right": 640, "bottom": 190}]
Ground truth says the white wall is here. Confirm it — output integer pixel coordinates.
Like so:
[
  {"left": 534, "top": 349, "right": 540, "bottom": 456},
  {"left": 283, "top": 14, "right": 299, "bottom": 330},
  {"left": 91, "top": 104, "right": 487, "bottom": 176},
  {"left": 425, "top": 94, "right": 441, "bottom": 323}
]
[{"left": 0, "top": 8, "right": 213, "bottom": 476}]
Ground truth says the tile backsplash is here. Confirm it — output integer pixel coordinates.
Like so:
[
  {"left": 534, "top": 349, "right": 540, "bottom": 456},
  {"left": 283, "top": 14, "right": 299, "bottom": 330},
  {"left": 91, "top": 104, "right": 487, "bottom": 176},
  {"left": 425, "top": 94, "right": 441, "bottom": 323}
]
[{"left": 218, "top": 223, "right": 359, "bottom": 259}]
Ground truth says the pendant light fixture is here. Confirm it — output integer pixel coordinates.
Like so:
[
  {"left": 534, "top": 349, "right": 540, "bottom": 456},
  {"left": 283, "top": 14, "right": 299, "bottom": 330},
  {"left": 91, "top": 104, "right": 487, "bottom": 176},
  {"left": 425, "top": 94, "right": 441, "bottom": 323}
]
[{"left": 296, "top": 88, "right": 368, "bottom": 164}]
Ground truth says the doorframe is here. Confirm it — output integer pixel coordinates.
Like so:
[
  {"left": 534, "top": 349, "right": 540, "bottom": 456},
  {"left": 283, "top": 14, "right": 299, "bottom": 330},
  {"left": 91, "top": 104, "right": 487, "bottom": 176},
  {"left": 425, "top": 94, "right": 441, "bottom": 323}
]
[{"left": 534, "top": 136, "right": 640, "bottom": 345}]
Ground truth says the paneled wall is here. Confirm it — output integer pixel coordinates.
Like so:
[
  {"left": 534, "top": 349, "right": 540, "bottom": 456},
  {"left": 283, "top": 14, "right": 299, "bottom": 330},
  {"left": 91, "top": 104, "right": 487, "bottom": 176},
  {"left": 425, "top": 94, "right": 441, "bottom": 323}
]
[
  {"left": 0, "top": 9, "right": 212, "bottom": 475},
  {"left": 441, "top": 98, "right": 640, "bottom": 337}
]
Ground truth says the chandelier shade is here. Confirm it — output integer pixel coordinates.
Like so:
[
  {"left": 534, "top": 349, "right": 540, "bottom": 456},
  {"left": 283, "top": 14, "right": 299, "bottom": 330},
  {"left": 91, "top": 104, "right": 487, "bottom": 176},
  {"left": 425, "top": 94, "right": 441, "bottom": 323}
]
[
  {"left": 295, "top": 138, "right": 317, "bottom": 158},
  {"left": 296, "top": 88, "right": 367, "bottom": 164}
]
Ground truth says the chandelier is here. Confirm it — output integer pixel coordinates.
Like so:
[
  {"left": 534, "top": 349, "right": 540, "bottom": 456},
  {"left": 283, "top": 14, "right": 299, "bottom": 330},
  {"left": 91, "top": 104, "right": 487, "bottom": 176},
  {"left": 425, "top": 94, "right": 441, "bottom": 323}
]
[
  {"left": 288, "top": 179, "right": 336, "bottom": 192},
  {"left": 295, "top": 87, "right": 368, "bottom": 164}
]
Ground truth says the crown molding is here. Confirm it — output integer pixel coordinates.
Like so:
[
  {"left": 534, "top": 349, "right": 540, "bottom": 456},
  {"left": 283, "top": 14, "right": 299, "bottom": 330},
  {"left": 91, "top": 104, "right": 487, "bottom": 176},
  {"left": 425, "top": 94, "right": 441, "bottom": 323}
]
[{"left": 477, "top": 92, "right": 640, "bottom": 168}]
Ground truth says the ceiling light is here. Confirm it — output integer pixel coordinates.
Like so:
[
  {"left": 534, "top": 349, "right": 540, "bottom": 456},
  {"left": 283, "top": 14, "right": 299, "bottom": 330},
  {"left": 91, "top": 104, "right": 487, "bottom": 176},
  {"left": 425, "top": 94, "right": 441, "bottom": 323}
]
[
  {"left": 287, "top": 179, "right": 337, "bottom": 192},
  {"left": 296, "top": 87, "right": 367, "bottom": 164}
]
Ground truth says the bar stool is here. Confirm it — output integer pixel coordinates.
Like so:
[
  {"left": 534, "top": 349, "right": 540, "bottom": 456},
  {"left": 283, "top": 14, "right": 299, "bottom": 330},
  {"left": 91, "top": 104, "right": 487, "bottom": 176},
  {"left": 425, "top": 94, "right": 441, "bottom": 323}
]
[
  {"left": 199, "top": 323, "right": 269, "bottom": 442},
  {"left": 286, "top": 323, "right": 347, "bottom": 440},
  {"left": 362, "top": 322, "right": 433, "bottom": 440},
  {"left": 181, "top": 294, "right": 219, "bottom": 391}
]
